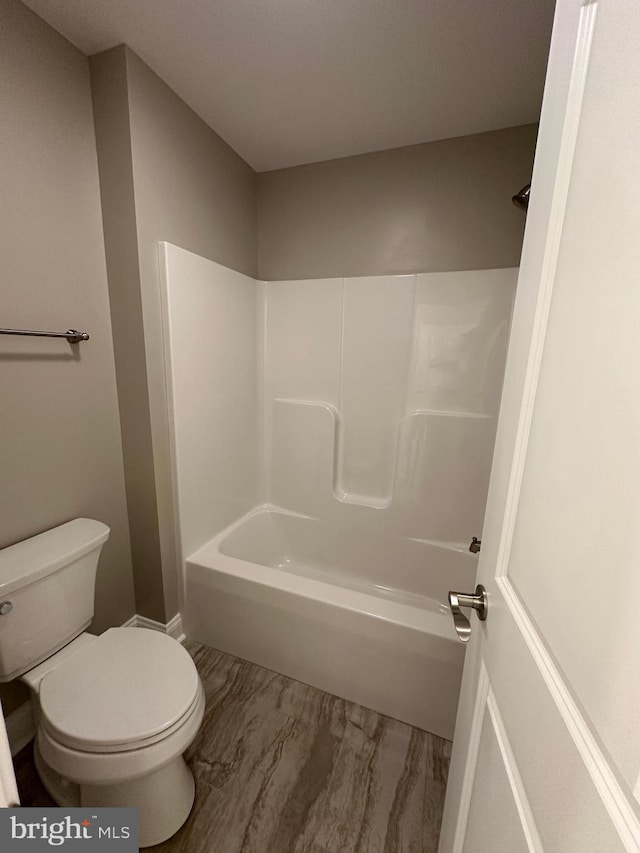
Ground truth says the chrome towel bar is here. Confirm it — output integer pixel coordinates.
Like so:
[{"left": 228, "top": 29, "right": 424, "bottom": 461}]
[{"left": 0, "top": 328, "right": 89, "bottom": 344}]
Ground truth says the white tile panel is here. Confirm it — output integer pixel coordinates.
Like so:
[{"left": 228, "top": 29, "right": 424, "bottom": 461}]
[
  {"left": 160, "top": 243, "right": 260, "bottom": 559},
  {"left": 392, "top": 411, "right": 497, "bottom": 542},
  {"left": 410, "top": 269, "right": 516, "bottom": 416},
  {"left": 339, "top": 275, "right": 415, "bottom": 503},
  {"left": 269, "top": 398, "right": 338, "bottom": 518},
  {"left": 265, "top": 278, "right": 342, "bottom": 405}
]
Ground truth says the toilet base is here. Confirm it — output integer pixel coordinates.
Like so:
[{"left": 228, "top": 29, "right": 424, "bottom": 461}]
[{"left": 35, "top": 743, "right": 196, "bottom": 847}]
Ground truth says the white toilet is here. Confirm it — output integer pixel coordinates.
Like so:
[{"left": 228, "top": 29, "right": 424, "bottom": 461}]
[{"left": 0, "top": 518, "right": 205, "bottom": 847}]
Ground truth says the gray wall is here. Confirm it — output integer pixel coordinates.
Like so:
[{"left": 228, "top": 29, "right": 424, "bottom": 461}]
[
  {"left": 89, "top": 47, "right": 163, "bottom": 623},
  {"left": 91, "top": 47, "right": 257, "bottom": 622},
  {"left": 126, "top": 48, "right": 257, "bottom": 280},
  {"left": 257, "top": 125, "right": 537, "bottom": 280},
  {"left": 0, "top": 1, "right": 136, "bottom": 712}
]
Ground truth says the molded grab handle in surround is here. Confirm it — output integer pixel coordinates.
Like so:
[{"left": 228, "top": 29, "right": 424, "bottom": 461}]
[{"left": 448, "top": 584, "right": 488, "bottom": 643}]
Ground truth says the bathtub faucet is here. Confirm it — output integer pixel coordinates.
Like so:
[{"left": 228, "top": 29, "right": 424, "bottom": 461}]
[{"left": 469, "top": 537, "right": 481, "bottom": 554}]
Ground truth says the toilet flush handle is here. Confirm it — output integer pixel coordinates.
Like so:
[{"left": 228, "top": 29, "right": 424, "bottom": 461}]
[{"left": 0, "top": 602, "right": 13, "bottom": 616}]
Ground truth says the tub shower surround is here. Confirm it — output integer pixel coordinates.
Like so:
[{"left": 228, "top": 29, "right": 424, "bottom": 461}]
[{"left": 160, "top": 243, "right": 516, "bottom": 738}]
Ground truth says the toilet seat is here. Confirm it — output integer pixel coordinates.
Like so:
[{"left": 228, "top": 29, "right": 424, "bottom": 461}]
[
  {"left": 39, "top": 627, "right": 200, "bottom": 753},
  {"left": 37, "top": 681, "right": 206, "bottom": 786},
  {"left": 40, "top": 689, "right": 202, "bottom": 754}
]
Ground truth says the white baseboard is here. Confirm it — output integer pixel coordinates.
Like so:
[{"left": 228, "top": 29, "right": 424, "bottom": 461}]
[
  {"left": 121, "top": 612, "right": 186, "bottom": 644},
  {"left": 6, "top": 700, "right": 35, "bottom": 757},
  {"left": 5, "top": 612, "right": 186, "bottom": 755}
]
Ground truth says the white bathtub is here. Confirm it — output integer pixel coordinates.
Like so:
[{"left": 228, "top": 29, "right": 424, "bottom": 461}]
[{"left": 185, "top": 506, "right": 477, "bottom": 739}]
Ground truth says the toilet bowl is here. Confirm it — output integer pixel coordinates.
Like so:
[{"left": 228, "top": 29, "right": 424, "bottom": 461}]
[
  {"left": 0, "top": 519, "right": 206, "bottom": 848},
  {"left": 24, "top": 628, "right": 205, "bottom": 847}
]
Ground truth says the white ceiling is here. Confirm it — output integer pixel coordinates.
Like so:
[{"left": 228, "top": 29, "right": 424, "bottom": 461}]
[{"left": 22, "top": 0, "right": 556, "bottom": 172}]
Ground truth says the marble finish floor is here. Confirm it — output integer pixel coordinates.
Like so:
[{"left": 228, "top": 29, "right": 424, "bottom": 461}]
[{"left": 15, "top": 642, "right": 452, "bottom": 852}]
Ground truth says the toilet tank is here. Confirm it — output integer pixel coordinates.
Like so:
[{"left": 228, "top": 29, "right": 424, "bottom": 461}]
[{"left": 0, "top": 519, "right": 109, "bottom": 681}]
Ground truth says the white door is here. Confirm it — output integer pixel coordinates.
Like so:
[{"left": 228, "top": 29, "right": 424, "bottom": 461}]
[
  {"left": 439, "top": 1, "right": 640, "bottom": 851},
  {"left": 0, "top": 701, "right": 19, "bottom": 807}
]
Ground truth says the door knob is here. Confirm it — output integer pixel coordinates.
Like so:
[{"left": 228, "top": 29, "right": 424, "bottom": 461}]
[{"left": 448, "top": 584, "right": 488, "bottom": 643}]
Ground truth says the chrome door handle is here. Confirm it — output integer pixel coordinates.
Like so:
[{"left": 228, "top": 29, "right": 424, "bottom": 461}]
[{"left": 448, "top": 584, "right": 488, "bottom": 643}]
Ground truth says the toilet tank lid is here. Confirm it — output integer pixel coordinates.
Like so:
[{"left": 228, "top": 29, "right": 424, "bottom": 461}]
[{"left": 0, "top": 519, "right": 109, "bottom": 597}]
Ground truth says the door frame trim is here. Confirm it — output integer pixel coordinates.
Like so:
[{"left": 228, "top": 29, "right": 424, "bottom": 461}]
[{"left": 452, "top": 664, "right": 489, "bottom": 852}]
